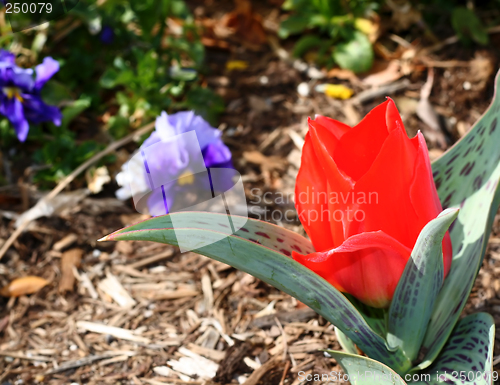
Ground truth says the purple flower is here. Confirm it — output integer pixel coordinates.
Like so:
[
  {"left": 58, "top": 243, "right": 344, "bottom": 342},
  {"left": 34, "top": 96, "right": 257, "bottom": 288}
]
[
  {"left": 100, "top": 26, "right": 114, "bottom": 44},
  {"left": 116, "top": 111, "right": 234, "bottom": 216},
  {"left": 0, "top": 50, "right": 62, "bottom": 142}
]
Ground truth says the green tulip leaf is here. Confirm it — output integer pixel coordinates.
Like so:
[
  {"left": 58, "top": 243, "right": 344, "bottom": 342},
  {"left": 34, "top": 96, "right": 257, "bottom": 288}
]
[
  {"left": 418, "top": 69, "right": 500, "bottom": 371},
  {"left": 387, "top": 209, "right": 459, "bottom": 362},
  {"left": 335, "top": 327, "right": 358, "bottom": 355},
  {"left": 344, "top": 294, "right": 387, "bottom": 337},
  {"left": 324, "top": 350, "right": 408, "bottom": 385},
  {"left": 101, "top": 212, "right": 411, "bottom": 373},
  {"left": 411, "top": 313, "right": 495, "bottom": 384}
]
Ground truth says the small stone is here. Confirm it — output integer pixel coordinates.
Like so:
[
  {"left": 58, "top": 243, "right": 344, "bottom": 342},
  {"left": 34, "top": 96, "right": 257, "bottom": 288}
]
[
  {"left": 297, "top": 82, "right": 310, "bottom": 97},
  {"left": 463, "top": 81, "right": 472, "bottom": 90}
]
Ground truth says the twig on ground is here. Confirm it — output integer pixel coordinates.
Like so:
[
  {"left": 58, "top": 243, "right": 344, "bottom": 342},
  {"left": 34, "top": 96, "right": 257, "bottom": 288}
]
[{"left": 0, "top": 120, "right": 156, "bottom": 261}]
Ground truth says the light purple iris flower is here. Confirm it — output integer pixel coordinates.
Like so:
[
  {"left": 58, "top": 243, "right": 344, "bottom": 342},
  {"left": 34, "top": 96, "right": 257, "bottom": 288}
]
[
  {"left": 0, "top": 50, "right": 62, "bottom": 142},
  {"left": 115, "top": 111, "right": 233, "bottom": 216}
]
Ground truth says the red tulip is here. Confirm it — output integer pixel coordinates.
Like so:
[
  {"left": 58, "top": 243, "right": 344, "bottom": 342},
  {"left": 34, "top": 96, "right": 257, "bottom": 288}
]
[{"left": 293, "top": 99, "right": 452, "bottom": 308}]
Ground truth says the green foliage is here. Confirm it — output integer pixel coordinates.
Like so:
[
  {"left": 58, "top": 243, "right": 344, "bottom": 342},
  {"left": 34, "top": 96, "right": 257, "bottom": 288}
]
[
  {"left": 412, "top": 313, "right": 495, "bottom": 385},
  {"left": 328, "top": 312, "right": 495, "bottom": 385},
  {"left": 279, "top": 0, "right": 378, "bottom": 72},
  {"left": 1, "top": 0, "right": 223, "bottom": 186},
  {"left": 451, "top": 7, "right": 488, "bottom": 45},
  {"left": 332, "top": 31, "right": 373, "bottom": 73},
  {"left": 412, "top": 0, "right": 493, "bottom": 46},
  {"left": 387, "top": 209, "right": 458, "bottom": 362},
  {"left": 411, "top": 69, "right": 500, "bottom": 374},
  {"left": 324, "top": 350, "right": 407, "bottom": 385}
]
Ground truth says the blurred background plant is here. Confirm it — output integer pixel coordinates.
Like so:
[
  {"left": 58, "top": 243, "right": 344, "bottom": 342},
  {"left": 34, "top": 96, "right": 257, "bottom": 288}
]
[
  {"left": 278, "top": 0, "right": 380, "bottom": 73},
  {"left": 279, "top": 0, "right": 497, "bottom": 73},
  {"left": 0, "top": 0, "right": 223, "bottom": 187}
]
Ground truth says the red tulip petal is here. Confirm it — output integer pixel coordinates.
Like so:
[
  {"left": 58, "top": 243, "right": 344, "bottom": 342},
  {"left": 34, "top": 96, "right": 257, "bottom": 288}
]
[
  {"left": 441, "top": 231, "right": 452, "bottom": 277},
  {"left": 333, "top": 99, "right": 396, "bottom": 181},
  {"left": 410, "top": 132, "right": 452, "bottom": 275},
  {"left": 295, "top": 132, "right": 336, "bottom": 251},
  {"left": 307, "top": 119, "right": 355, "bottom": 248},
  {"left": 409, "top": 132, "right": 444, "bottom": 225},
  {"left": 293, "top": 231, "right": 411, "bottom": 308},
  {"left": 353, "top": 127, "right": 419, "bottom": 249},
  {"left": 313, "top": 115, "right": 351, "bottom": 140},
  {"left": 385, "top": 97, "right": 405, "bottom": 133}
]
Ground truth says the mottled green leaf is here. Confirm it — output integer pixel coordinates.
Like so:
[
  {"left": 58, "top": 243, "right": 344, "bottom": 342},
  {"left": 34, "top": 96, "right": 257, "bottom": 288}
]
[
  {"left": 418, "top": 69, "right": 500, "bottom": 371},
  {"left": 101, "top": 212, "right": 411, "bottom": 373},
  {"left": 387, "top": 209, "right": 459, "bottom": 362},
  {"left": 324, "top": 350, "right": 408, "bottom": 385},
  {"left": 335, "top": 327, "right": 358, "bottom": 355},
  {"left": 411, "top": 313, "right": 495, "bottom": 384},
  {"left": 344, "top": 294, "right": 387, "bottom": 338}
]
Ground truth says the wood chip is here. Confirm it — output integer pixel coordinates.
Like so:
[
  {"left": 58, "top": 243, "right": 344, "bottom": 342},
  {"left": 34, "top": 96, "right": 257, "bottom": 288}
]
[
  {"left": 53, "top": 233, "right": 78, "bottom": 251},
  {"left": 59, "top": 248, "right": 83, "bottom": 293},
  {"left": 153, "top": 288, "right": 199, "bottom": 300},
  {"left": 186, "top": 343, "right": 226, "bottom": 362},
  {"left": 76, "top": 321, "right": 150, "bottom": 344},
  {"left": 127, "top": 248, "right": 174, "bottom": 269},
  {"left": 97, "top": 272, "right": 136, "bottom": 308},
  {"left": 167, "top": 347, "right": 219, "bottom": 379}
]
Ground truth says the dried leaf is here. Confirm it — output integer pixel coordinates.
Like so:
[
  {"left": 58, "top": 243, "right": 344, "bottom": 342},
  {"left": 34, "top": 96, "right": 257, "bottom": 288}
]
[
  {"left": 86, "top": 166, "right": 111, "bottom": 194},
  {"left": 59, "top": 248, "right": 83, "bottom": 293},
  {"left": 416, "top": 68, "right": 447, "bottom": 148},
  {"left": 316, "top": 84, "right": 354, "bottom": 100},
  {"left": 0, "top": 276, "right": 49, "bottom": 297},
  {"left": 226, "top": 60, "right": 249, "bottom": 71},
  {"left": 220, "top": 0, "right": 267, "bottom": 48},
  {"left": 363, "top": 60, "right": 402, "bottom": 86}
]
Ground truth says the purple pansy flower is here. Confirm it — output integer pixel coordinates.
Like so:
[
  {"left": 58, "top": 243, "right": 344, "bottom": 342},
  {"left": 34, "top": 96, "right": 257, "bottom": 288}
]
[
  {"left": 0, "top": 49, "right": 62, "bottom": 142},
  {"left": 116, "top": 111, "right": 233, "bottom": 216},
  {"left": 100, "top": 26, "right": 115, "bottom": 44}
]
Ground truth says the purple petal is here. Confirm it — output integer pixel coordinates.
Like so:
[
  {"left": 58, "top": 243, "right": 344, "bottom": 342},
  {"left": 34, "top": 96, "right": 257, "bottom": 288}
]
[
  {"left": 1, "top": 97, "right": 29, "bottom": 141},
  {"left": 147, "top": 185, "right": 175, "bottom": 216},
  {"left": 168, "top": 111, "right": 221, "bottom": 149},
  {"left": 0, "top": 50, "right": 15, "bottom": 65},
  {"left": 35, "top": 57, "right": 59, "bottom": 90},
  {"left": 5, "top": 66, "right": 35, "bottom": 91},
  {"left": 202, "top": 139, "right": 232, "bottom": 167},
  {"left": 155, "top": 111, "right": 179, "bottom": 140},
  {"left": 21, "top": 94, "right": 62, "bottom": 125}
]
